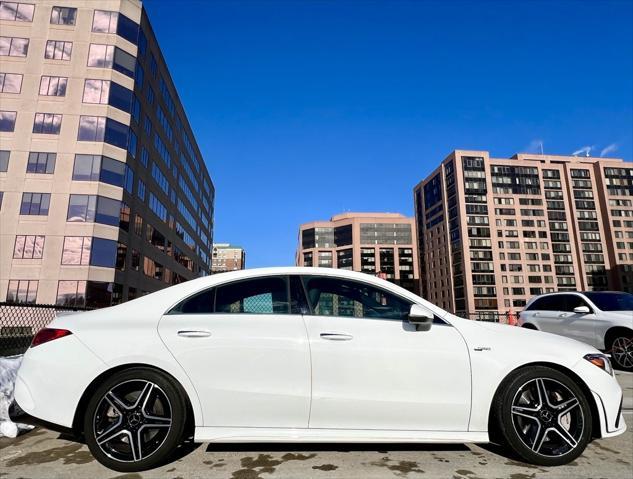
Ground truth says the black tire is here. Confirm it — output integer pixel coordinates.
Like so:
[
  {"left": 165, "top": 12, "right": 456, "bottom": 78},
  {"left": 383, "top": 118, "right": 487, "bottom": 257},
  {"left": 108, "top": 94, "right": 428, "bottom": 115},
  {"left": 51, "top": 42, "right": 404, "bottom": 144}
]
[
  {"left": 608, "top": 334, "right": 633, "bottom": 371},
  {"left": 492, "top": 366, "right": 592, "bottom": 466},
  {"left": 522, "top": 324, "right": 538, "bottom": 330},
  {"left": 84, "top": 367, "right": 187, "bottom": 472}
]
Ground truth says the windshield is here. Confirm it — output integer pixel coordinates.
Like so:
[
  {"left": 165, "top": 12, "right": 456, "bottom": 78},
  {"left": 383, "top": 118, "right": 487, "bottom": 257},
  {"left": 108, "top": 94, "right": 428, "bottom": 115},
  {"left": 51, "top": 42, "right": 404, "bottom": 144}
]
[{"left": 583, "top": 292, "right": 633, "bottom": 311}]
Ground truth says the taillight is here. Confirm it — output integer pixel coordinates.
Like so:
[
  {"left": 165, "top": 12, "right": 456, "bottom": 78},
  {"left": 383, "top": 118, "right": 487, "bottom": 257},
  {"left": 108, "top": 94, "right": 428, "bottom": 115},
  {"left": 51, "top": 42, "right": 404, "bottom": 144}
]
[{"left": 31, "top": 328, "right": 72, "bottom": 348}]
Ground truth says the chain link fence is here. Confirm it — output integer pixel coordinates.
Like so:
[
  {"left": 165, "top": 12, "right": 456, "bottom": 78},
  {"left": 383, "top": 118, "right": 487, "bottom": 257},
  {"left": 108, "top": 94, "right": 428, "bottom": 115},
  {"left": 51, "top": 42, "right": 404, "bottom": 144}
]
[{"left": 0, "top": 302, "right": 92, "bottom": 356}]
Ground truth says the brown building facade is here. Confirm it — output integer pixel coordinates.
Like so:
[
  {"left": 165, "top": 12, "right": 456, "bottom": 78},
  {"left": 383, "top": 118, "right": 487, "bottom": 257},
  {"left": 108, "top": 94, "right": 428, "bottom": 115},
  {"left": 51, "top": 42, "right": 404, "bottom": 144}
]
[
  {"left": 296, "top": 212, "right": 420, "bottom": 293},
  {"left": 414, "top": 150, "right": 633, "bottom": 318},
  {"left": 211, "top": 243, "right": 245, "bottom": 273}
]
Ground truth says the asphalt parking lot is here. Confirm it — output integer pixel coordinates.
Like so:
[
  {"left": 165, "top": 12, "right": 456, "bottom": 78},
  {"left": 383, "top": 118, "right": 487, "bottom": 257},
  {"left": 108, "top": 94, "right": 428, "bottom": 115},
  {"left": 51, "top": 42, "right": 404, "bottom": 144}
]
[{"left": 1, "top": 371, "right": 631, "bottom": 479}]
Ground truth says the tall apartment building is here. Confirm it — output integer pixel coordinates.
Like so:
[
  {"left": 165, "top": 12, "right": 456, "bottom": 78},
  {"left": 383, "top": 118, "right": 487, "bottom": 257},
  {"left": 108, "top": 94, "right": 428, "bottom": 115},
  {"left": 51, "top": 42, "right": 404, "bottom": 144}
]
[
  {"left": 211, "top": 243, "right": 245, "bottom": 273},
  {"left": 0, "top": 0, "right": 215, "bottom": 307},
  {"left": 296, "top": 212, "right": 419, "bottom": 293},
  {"left": 414, "top": 150, "right": 633, "bottom": 318}
]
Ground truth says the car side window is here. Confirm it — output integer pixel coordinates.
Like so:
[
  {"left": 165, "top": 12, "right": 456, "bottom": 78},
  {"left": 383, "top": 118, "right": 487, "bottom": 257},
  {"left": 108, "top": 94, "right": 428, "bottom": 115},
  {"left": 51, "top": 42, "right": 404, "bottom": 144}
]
[
  {"left": 215, "top": 276, "right": 289, "bottom": 314},
  {"left": 527, "top": 296, "right": 556, "bottom": 311},
  {"left": 562, "top": 295, "right": 591, "bottom": 313},
  {"left": 302, "top": 275, "right": 411, "bottom": 320},
  {"left": 169, "top": 288, "right": 215, "bottom": 314}
]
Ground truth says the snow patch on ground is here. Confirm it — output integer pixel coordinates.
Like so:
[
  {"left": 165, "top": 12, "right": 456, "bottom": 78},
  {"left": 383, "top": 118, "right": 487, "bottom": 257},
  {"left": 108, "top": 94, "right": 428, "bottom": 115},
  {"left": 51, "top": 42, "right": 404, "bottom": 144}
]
[{"left": 0, "top": 355, "right": 33, "bottom": 438}]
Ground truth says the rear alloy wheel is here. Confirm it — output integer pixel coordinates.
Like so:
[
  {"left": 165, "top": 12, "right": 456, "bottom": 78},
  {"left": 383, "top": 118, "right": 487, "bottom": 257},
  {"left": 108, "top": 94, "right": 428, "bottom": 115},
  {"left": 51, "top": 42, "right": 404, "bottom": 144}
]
[
  {"left": 84, "top": 368, "right": 186, "bottom": 472},
  {"left": 494, "top": 366, "right": 592, "bottom": 466},
  {"left": 610, "top": 336, "right": 633, "bottom": 371}
]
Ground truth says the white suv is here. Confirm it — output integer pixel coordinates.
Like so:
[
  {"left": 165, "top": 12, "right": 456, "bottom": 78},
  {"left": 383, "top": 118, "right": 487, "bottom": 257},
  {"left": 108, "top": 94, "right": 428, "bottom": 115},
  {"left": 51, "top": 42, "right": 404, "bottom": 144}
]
[{"left": 519, "top": 291, "right": 633, "bottom": 370}]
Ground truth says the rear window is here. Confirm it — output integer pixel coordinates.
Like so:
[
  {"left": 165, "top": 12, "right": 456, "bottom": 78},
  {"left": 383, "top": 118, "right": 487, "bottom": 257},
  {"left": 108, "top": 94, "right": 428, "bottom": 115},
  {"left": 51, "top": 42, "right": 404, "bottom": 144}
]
[
  {"left": 169, "top": 288, "right": 214, "bottom": 314},
  {"left": 526, "top": 295, "right": 563, "bottom": 311}
]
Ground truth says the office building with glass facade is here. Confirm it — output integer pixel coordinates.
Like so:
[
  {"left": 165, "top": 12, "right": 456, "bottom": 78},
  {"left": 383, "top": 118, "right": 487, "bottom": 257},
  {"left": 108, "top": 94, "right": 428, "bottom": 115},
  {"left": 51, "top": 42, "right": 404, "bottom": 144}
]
[
  {"left": 0, "top": 0, "right": 215, "bottom": 307},
  {"left": 297, "top": 213, "right": 419, "bottom": 293},
  {"left": 413, "top": 150, "right": 633, "bottom": 318}
]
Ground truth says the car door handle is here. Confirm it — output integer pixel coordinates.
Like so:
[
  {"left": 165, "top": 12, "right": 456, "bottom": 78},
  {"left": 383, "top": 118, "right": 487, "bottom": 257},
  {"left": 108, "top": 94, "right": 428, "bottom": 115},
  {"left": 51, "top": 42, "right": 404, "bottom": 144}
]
[
  {"left": 320, "top": 332, "right": 353, "bottom": 341},
  {"left": 177, "top": 330, "right": 211, "bottom": 338}
]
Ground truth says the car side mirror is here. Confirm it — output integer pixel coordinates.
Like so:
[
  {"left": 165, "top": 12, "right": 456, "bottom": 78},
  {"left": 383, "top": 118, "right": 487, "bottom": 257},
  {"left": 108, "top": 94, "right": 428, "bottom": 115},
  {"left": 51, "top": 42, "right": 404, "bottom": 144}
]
[
  {"left": 574, "top": 305, "right": 590, "bottom": 314},
  {"left": 408, "top": 304, "right": 434, "bottom": 332}
]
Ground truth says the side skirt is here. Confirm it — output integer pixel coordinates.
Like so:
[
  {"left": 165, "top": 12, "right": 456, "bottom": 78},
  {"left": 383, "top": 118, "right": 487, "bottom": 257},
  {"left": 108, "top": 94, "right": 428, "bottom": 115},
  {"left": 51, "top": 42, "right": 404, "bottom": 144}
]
[{"left": 195, "top": 427, "right": 489, "bottom": 444}]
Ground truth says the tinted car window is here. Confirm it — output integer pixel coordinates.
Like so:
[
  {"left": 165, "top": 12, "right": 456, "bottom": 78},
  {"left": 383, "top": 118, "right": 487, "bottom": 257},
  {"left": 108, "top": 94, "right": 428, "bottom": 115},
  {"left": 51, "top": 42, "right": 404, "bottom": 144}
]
[
  {"left": 562, "top": 295, "right": 591, "bottom": 313},
  {"left": 583, "top": 292, "right": 633, "bottom": 311},
  {"left": 302, "top": 276, "right": 411, "bottom": 320},
  {"left": 527, "top": 295, "right": 560, "bottom": 311},
  {"left": 215, "top": 277, "right": 289, "bottom": 314},
  {"left": 289, "top": 275, "right": 309, "bottom": 314},
  {"left": 170, "top": 288, "right": 214, "bottom": 314}
]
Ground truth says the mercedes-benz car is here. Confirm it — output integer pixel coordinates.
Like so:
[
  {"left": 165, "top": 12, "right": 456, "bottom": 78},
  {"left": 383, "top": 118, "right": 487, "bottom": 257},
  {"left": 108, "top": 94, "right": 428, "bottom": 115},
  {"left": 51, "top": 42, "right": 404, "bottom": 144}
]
[
  {"left": 519, "top": 291, "right": 633, "bottom": 370},
  {"left": 11, "top": 267, "right": 625, "bottom": 471}
]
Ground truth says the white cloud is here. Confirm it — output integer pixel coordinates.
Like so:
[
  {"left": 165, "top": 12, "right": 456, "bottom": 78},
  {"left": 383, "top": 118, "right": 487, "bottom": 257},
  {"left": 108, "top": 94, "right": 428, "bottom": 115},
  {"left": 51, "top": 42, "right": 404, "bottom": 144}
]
[
  {"left": 600, "top": 143, "right": 618, "bottom": 157},
  {"left": 524, "top": 138, "right": 544, "bottom": 154},
  {"left": 572, "top": 145, "right": 593, "bottom": 156}
]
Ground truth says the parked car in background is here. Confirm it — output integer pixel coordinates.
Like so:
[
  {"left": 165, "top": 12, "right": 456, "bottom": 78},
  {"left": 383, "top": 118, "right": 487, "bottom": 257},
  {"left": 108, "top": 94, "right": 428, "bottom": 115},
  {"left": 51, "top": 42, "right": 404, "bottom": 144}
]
[
  {"left": 11, "top": 268, "right": 626, "bottom": 471},
  {"left": 519, "top": 291, "right": 633, "bottom": 370}
]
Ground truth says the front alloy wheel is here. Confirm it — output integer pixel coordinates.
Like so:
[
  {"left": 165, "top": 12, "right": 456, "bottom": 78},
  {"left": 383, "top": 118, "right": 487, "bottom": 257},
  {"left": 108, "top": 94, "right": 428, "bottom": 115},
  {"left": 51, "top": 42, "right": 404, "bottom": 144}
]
[
  {"left": 84, "top": 368, "right": 186, "bottom": 471},
  {"left": 610, "top": 336, "right": 633, "bottom": 371},
  {"left": 494, "top": 366, "right": 592, "bottom": 466}
]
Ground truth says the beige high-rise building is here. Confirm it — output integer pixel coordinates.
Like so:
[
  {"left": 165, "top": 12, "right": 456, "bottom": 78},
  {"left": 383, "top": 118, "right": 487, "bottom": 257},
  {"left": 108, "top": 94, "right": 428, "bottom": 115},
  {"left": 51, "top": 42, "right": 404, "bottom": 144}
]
[
  {"left": 0, "top": 0, "right": 215, "bottom": 307},
  {"left": 211, "top": 243, "right": 245, "bottom": 273},
  {"left": 413, "top": 150, "right": 633, "bottom": 318},
  {"left": 296, "top": 212, "right": 419, "bottom": 293}
]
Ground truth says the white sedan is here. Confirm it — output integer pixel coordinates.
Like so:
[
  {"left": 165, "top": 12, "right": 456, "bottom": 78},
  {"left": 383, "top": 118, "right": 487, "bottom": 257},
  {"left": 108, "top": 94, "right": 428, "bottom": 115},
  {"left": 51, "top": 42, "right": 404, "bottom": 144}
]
[
  {"left": 11, "top": 267, "right": 625, "bottom": 471},
  {"left": 519, "top": 291, "right": 633, "bottom": 370}
]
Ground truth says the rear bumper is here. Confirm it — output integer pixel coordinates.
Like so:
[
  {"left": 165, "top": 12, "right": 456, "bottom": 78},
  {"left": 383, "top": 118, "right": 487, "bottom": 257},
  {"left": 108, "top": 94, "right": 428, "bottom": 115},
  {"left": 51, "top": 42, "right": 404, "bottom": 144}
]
[
  {"left": 14, "top": 334, "right": 106, "bottom": 428},
  {"left": 8, "top": 401, "right": 74, "bottom": 436}
]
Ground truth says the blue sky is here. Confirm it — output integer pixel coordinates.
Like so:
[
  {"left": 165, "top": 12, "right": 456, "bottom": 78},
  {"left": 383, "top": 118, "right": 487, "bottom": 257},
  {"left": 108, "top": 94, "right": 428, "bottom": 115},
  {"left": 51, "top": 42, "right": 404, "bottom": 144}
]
[{"left": 145, "top": 0, "right": 633, "bottom": 267}]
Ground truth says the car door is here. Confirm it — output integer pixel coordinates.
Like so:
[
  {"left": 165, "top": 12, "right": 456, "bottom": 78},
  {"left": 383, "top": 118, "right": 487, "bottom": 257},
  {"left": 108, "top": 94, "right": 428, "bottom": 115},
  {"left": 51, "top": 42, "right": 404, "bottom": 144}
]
[
  {"left": 528, "top": 295, "right": 565, "bottom": 333},
  {"left": 555, "top": 294, "right": 598, "bottom": 346},
  {"left": 158, "top": 275, "right": 311, "bottom": 428},
  {"left": 300, "top": 274, "right": 471, "bottom": 432}
]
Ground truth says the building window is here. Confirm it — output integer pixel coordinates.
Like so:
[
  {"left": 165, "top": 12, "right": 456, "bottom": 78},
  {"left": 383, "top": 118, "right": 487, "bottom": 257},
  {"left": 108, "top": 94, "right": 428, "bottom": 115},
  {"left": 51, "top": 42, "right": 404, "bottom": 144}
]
[
  {"left": 13, "top": 235, "right": 44, "bottom": 259},
  {"left": 61, "top": 236, "right": 91, "bottom": 265},
  {"left": 151, "top": 163, "right": 169, "bottom": 194},
  {"left": 90, "top": 237, "right": 117, "bottom": 267},
  {"left": 56, "top": 280, "right": 85, "bottom": 306},
  {"left": 128, "top": 130, "right": 137, "bottom": 158},
  {"left": 0, "top": 2, "right": 35, "bottom": 21},
  {"left": 72, "top": 154, "right": 125, "bottom": 187},
  {"left": 87, "top": 44, "right": 135, "bottom": 78},
  {"left": 26, "top": 152, "right": 56, "bottom": 173},
  {"left": 116, "top": 243, "right": 127, "bottom": 270},
  {"left": 0, "top": 36, "right": 29, "bottom": 56},
  {"left": 6, "top": 279, "right": 38, "bottom": 304},
  {"left": 146, "top": 85, "right": 154, "bottom": 104},
  {"left": 140, "top": 147, "right": 149, "bottom": 167},
  {"left": 50, "top": 6, "right": 76, "bottom": 25},
  {"left": 77, "top": 116, "right": 129, "bottom": 149},
  {"left": 124, "top": 165, "right": 133, "bottom": 193},
  {"left": 92, "top": 10, "right": 118, "bottom": 32},
  {"left": 135, "top": 62, "right": 144, "bottom": 87},
  {"left": 20, "top": 192, "right": 50, "bottom": 215},
  {"left": 87, "top": 43, "right": 114, "bottom": 67},
  {"left": 0, "top": 111, "right": 16, "bottom": 131},
  {"left": 39, "top": 75, "right": 67, "bottom": 96},
  {"left": 0, "top": 150, "right": 9, "bottom": 171},
  {"left": 33, "top": 113, "right": 62, "bottom": 134},
  {"left": 91, "top": 10, "right": 138, "bottom": 45},
  {"left": 137, "top": 178, "right": 145, "bottom": 201},
  {"left": 149, "top": 193, "right": 167, "bottom": 222},
  {"left": 67, "top": 194, "right": 120, "bottom": 226},
  {"left": 131, "top": 249, "right": 140, "bottom": 270},
  {"left": 82, "top": 79, "right": 109, "bottom": 103},
  {"left": 0, "top": 72, "right": 22, "bottom": 93},
  {"left": 44, "top": 40, "right": 72, "bottom": 60},
  {"left": 82, "top": 79, "right": 132, "bottom": 112}
]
